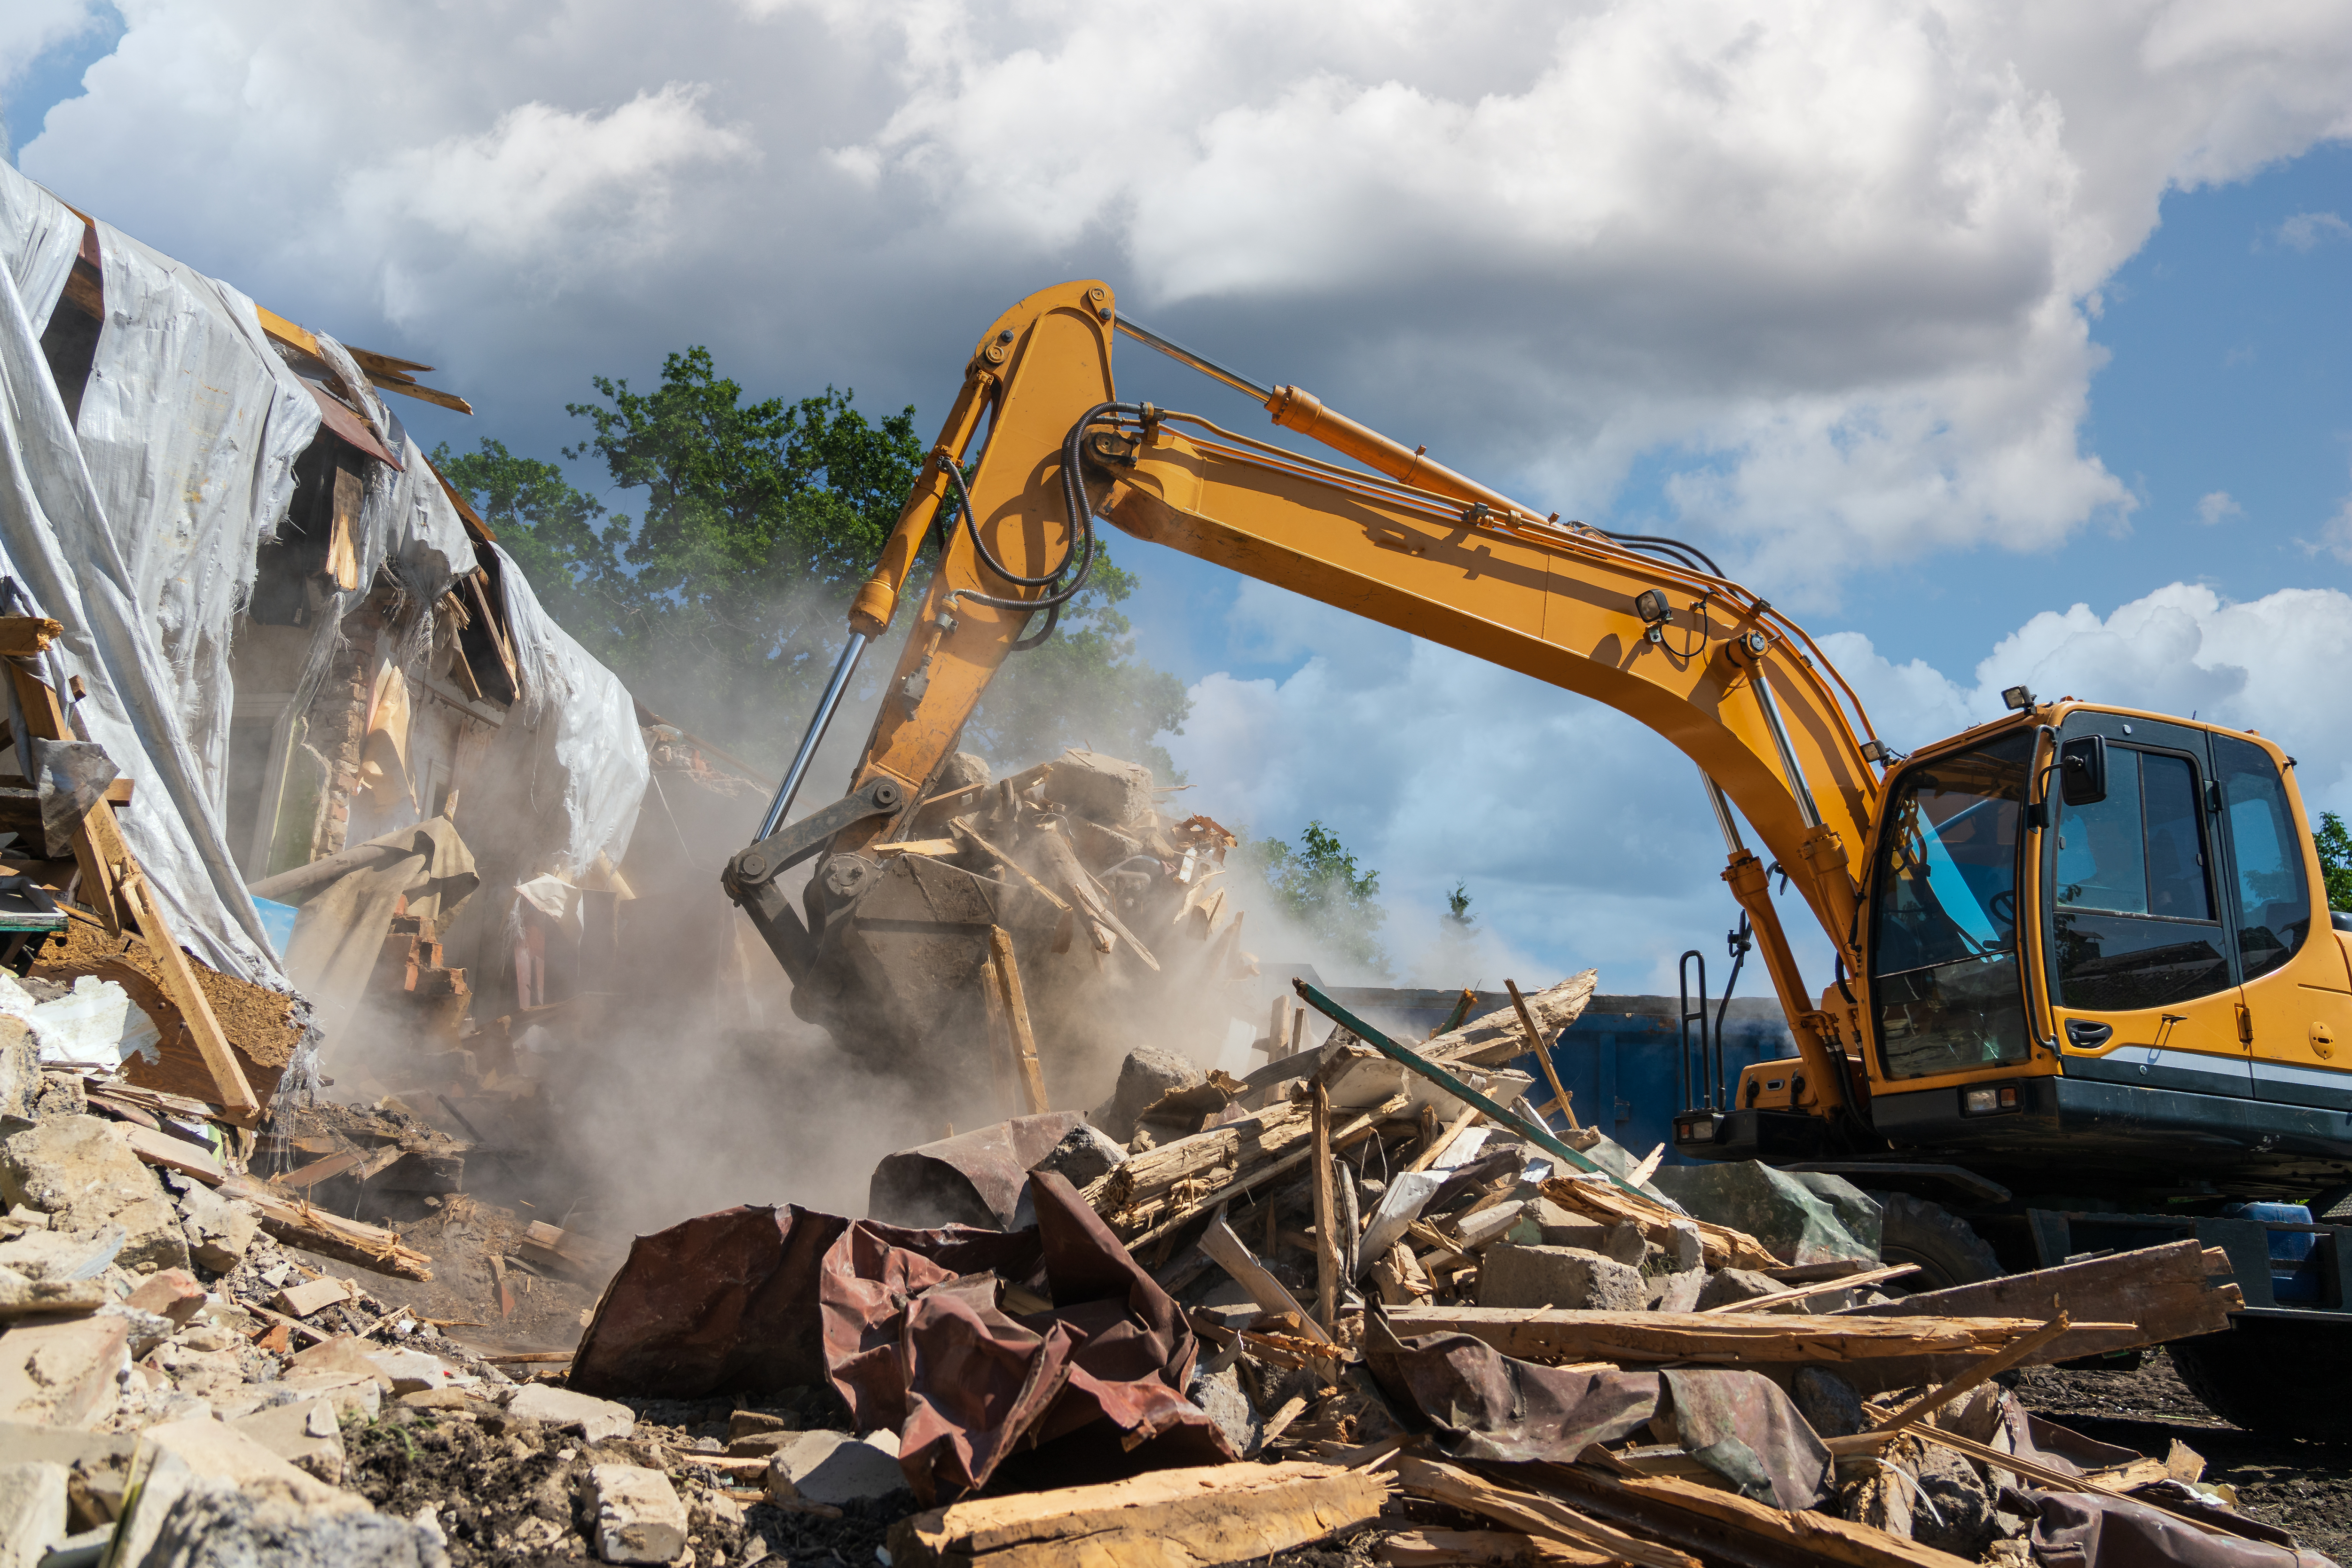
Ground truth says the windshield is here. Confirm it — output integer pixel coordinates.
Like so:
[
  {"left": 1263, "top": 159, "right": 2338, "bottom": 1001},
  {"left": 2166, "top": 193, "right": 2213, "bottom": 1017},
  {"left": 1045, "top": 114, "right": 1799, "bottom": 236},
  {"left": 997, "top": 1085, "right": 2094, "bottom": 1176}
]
[{"left": 1869, "top": 732, "right": 2035, "bottom": 1080}]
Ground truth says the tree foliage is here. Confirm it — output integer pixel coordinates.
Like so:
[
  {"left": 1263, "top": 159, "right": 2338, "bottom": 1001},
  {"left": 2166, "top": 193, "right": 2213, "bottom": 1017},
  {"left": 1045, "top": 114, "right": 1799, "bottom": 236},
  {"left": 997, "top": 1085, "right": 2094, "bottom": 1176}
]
[
  {"left": 434, "top": 346, "right": 1189, "bottom": 776},
  {"left": 1243, "top": 820, "right": 1391, "bottom": 977},
  {"left": 2318, "top": 811, "right": 2352, "bottom": 913}
]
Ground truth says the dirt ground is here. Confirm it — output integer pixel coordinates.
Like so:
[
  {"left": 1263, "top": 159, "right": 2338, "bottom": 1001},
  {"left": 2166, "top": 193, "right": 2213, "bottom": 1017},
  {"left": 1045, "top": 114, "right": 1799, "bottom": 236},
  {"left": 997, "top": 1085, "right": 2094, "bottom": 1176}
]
[{"left": 2016, "top": 1349, "right": 2352, "bottom": 1560}]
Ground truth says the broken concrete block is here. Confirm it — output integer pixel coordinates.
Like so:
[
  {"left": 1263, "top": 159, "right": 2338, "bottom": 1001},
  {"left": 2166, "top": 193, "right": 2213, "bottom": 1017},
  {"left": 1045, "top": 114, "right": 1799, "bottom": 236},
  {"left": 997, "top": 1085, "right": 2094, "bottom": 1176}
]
[
  {"left": 1933, "top": 1382, "right": 2006, "bottom": 1444},
  {"left": 112, "top": 1414, "right": 374, "bottom": 1568},
  {"left": 0, "top": 1265, "right": 102, "bottom": 1319},
  {"left": 1532, "top": 1197, "right": 1611, "bottom": 1251},
  {"left": 1601, "top": 1221, "right": 1648, "bottom": 1267},
  {"left": 0, "top": 1315, "right": 129, "bottom": 1429},
  {"left": 1187, "top": 1364, "right": 1261, "bottom": 1458},
  {"left": 1475, "top": 1244, "right": 1646, "bottom": 1312},
  {"left": 0, "top": 1019, "right": 33, "bottom": 1122},
  {"left": 1695, "top": 1268, "right": 1787, "bottom": 1311},
  {"left": 1027, "top": 1123, "right": 1128, "bottom": 1188},
  {"left": 1648, "top": 1269, "right": 1705, "bottom": 1314},
  {"left": 135, "top": 1477, "right": 443, "bottom": 1568},
  {"left": 1089, "top": 1048, "right": 1205, "bottom": 1144},
  {"left": 366, "top": 1347, "right": 465, "bottom": 1396},
  {"left": 504, "top": 1383, "right": 634, "bottom": 1441},
  {"left": 1793, "top": 1366, "right": 1865, "bottom": 1439},
  {"left": 588, "top": 1463, "right": 688, "bottom": 1565},
  {"left": 1910, "top": 1441, "right": 1993, "bottom": 1556},
  {"left": 0, "top": 1116, "right": 158, "bottom": 1229},
  {"left": 1045, "top": 749, "right": 1155, "bottom": 832},
  {"left": 289, "top": 1335, "right": 393, "bottom": 1387},
  {"left": 177, "top": 1182, "right": 259, "bottom": 1272},
  {"left": 230, "top": 1398, "right": 345, "bottom": 1484},
  {"left": 270, "top": 1372, "right": 383, "bottom": 1421},
  {"left": 1649, "top": 1161, "right": 1879, "bottom": 1266},
  {"left": 1664, "top": 1222, "right": 1705, "bottom": 1273},
  {"left": 766, "top": 1429, "right": 907, "bottom": 1504},
  {"left": 125, "top": 1268, "right": 206, "bottom": 1327},
  {"left": 111, "top": 1193, "right": 191, "bottom": 1275},
  {"left": 0, "top": 1224, "right": 123, "bottom": 1282},
  {"left": 274, "top": 1277, "right": 353, "bottom": 1318},
  {"left": 0, "top": 1459, "right": 68, "bottom": 1568}
]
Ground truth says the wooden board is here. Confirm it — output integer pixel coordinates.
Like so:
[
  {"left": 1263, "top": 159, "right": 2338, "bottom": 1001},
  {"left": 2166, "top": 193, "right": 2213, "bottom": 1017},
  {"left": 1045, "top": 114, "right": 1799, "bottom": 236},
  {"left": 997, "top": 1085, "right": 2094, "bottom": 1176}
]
[
  {"left": 1536, "top": 1464, "right": 1976, "bottom": 1568},
  {"left": 119, "top": 1122, "right": 225, "bottom": 1185},
  {"left": 1381, "top": 1306, "right": 2133, "bottom": 1364},
  {"left": 888, "top": 1461, "right": 1389, "bottom": 1568},
  {"left": 1828, "top": 1239, "right": 2239, "bottom": 1350},
  {"left": 220, "top": 1173, "right": 432, "bottom": 1280}
]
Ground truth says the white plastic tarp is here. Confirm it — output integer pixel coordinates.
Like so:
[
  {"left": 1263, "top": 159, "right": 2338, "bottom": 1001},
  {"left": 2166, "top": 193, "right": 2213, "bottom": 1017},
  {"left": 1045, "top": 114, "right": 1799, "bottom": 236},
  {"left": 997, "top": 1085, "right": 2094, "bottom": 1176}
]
[
  {"left": 453, "top": 544, "right": 647, "bottom": 889},
  {"left": 0, "top": 164, "right": 302, "bottom": 983},
  {"left": 0, "top": 172, "right": 76, "bottom": 328},
  {"left": 76, "top": 220, "right": 321, "bottom": 824}
]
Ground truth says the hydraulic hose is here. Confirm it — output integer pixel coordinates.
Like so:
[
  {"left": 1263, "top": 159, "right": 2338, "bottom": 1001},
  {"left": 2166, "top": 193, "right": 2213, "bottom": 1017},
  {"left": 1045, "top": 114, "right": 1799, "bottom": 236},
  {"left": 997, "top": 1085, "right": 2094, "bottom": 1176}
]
[{"left": 939, "top": 400, "right": 1136, "bottom": 615}]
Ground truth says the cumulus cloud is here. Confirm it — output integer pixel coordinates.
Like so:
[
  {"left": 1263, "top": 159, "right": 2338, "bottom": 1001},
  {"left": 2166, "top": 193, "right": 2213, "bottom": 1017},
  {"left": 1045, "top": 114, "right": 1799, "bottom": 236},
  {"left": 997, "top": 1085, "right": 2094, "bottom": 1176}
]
[
  {"left": 0, "top": 0, "right": 103, "bottom": 88},
  {"left": 14, "top": 1, "right": 2352, "bottom": 600}
]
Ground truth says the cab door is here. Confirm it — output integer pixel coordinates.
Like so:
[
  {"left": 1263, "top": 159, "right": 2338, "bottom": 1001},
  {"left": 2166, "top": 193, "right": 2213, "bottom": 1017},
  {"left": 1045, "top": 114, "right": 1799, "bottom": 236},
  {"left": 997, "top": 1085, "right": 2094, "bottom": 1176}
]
[
  {"left": 2045, "top": 714, "right": 2246, "bottom": 1098},
  {"left": 2211, "top": 735, "right": 2352, "bottom": 1111}
]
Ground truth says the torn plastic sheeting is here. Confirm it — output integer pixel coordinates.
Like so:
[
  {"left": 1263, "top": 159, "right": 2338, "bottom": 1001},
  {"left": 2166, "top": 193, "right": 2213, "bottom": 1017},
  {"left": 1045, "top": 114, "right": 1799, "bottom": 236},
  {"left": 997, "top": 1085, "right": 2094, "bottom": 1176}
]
[
  {"left": 869, "top": 1111, "right": 1089, "bottom": 1230},
  {"left": 2028, "top": 1487, "right": 2321, "bottom": 1568},
  {"left": 569, "top": 1171, "right": 1230, "bottom": 1505},
  {"left": 0, "top": 165, "right": 299, "bottom": 985},
  {"left": 0, "top": 172, "right": 78, "bottom": 329},
  {"left": 0, "top": 971, "right": 161, "bottom": 1073},
  {"left": 1364, "top": 1327, "right": 1830, "bottom": 1512}
]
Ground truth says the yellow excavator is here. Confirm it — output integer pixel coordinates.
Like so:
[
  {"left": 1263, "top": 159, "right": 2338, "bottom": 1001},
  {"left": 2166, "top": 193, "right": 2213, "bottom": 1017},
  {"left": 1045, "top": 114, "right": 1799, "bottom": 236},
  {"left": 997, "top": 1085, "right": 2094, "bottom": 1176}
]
[{"left": 724, "top": 280, "right": 2352, "bottom": 1438}]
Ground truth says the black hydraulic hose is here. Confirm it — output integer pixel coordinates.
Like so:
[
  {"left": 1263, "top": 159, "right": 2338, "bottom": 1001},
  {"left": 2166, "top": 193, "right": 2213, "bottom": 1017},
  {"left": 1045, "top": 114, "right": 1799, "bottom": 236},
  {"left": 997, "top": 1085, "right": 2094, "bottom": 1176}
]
[
  {"left": 1598, "top": 530, "right": 1724, "bottom": 578},
  {"left": 938, "top": 400, "right": 1134, "bottom": 615}
]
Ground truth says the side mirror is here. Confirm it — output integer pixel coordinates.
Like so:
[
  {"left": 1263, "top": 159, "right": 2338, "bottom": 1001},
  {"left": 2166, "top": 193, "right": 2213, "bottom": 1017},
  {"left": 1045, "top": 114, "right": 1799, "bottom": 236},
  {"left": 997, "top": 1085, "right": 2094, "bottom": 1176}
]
[{"left": 2060, "top": 734, "right": 2108, "bottom": 807}]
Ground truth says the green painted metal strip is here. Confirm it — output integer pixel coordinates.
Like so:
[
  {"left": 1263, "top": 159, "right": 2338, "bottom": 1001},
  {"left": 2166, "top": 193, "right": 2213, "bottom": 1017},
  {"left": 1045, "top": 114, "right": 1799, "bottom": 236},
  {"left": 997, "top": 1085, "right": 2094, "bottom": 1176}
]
[{"left": 1293, "top": 978, "right": 1650, "bottom": 1201}]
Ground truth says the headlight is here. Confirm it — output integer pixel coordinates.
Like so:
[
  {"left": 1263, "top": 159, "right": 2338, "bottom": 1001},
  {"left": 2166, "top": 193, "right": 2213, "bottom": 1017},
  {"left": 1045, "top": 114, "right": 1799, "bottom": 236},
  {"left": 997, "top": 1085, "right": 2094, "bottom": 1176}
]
[{"left": 1962, "top": 1084, "right": 2021, "bottom": 1115}]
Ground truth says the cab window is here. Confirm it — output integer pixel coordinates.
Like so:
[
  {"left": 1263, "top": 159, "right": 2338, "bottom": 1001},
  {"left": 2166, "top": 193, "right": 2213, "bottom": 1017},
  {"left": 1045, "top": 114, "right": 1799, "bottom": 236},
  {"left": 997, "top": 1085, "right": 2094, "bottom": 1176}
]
[
  {"left": 1869, "top": 733, "right": 2033, "bottom": 1080},
  {"left": 2050, "top": 745, "right": 2228, "bottom": 1011},
  {"left": 2213, "top": 736, "right": 2311, "bottom": 982}
]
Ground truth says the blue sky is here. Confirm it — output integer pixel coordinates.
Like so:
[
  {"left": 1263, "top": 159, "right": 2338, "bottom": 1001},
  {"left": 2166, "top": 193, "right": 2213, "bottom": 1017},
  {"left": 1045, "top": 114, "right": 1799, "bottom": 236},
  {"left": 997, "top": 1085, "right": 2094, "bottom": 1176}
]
[{"left": 6, "top": 2, "right": 2351, "bottom": 994}]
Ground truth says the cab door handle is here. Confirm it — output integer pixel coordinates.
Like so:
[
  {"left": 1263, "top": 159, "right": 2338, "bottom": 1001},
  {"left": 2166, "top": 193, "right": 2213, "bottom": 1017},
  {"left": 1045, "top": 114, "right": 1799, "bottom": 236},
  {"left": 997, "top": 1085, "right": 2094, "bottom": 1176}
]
[
  {"left": 2237, "top": 1004, "right": 2253, "bottom": 1044},
  {"left": 2064, "top": 1019, "right": 2112, "bottom": 1049}
]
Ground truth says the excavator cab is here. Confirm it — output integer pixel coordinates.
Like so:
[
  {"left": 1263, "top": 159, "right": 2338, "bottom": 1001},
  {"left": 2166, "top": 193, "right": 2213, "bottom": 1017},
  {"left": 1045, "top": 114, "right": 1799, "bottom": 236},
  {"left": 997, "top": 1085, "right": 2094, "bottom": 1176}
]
[{"left": 1680, "top": 704, "right": 2352, "bottom": 1201}]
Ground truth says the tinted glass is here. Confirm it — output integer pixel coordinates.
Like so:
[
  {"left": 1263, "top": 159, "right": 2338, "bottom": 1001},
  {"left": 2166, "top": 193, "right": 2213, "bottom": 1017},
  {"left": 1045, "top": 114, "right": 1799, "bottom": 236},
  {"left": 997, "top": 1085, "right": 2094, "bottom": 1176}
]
[
  {"left": 2051, "top": 744, "right": 2227, "bottom": 1011},
  {"left": 2214, "top": 735, "right": 2310, "bottom": 982},
  {"left": 1870, "top": 734, "right": 2033, "bottom": 1080},
  {"left": 2054, "top": 750, "right": 2211, "bottom": 920}
]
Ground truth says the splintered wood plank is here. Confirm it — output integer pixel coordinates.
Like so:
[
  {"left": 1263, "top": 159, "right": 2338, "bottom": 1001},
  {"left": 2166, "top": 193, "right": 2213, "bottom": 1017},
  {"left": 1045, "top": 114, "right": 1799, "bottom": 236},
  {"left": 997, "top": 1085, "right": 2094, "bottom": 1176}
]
[
  {"left": 1381, "top": 1307, "right": 2133, "bottom": 1364},
  {"left": 6, "top": 659, "right": 118, "bottom": 933},
  {"left": 1311, "top": 1079, "right": 1338, "bottom": 1331},
  {"left": 119, "top": 1122, "right": 225, "bottom": 1185},
  {"left": 0, "top": 618, "right": 63, "bottom": 656},
  {"left": 1387, "top": 1458, "right": 1695, "bottom": 1568},
  {"left": 986, "top": 925, "right": 1050, "bottom": 1114},
  {"left": 220, "top": 1173, "right": 433, "bottom": 1280},
  {"left": 1536, "top": 1464, "right": 1976, "bottom": 1568},
  {"left": 888, "top": 1461, "right": 1390, "bottom": 1568},
  {"left": 1828, "top": 1239, "right": 2240, "bottom": 1350}
]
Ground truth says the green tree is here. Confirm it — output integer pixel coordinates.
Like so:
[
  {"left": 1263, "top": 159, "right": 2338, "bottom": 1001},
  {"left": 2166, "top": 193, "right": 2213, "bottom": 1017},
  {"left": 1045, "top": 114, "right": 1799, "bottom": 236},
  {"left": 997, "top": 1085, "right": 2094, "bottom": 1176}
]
[
  {"left": 1245, "top": 820, "right": 1391, "bottom": 977},
  {"left": 2317, "top": 811, "right": 2352, "bottom": 912},
  {"left": 435, "top": 347, "right": 1189, "bottom": 776},
  {"left": 1443, "top": 881, "right": 1475, "bottom": 933}
]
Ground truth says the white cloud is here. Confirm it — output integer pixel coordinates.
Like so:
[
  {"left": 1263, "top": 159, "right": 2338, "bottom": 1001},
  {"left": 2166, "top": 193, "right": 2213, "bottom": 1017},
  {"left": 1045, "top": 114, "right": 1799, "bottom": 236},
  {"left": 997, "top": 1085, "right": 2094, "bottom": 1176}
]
[
  {"left": 12, "top": 2, "right": 2352, "bottom": 604},
  {"left": 2197, "top": 489, "right": 2243, "bottom": 524},
  {"left": 2276, "top": 210, "right": 2352, "bottom": 250},
  {"left": 0, "top": 0, "right": 103, "bottom": 89}
]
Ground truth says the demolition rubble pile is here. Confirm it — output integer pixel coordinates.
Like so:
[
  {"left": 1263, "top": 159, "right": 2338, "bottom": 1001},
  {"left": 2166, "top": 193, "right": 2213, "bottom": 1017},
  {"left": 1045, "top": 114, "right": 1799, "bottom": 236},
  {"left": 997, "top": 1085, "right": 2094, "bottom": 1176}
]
[{"left": 0, "top": 943, "right": 2327, "bottom": 1567}]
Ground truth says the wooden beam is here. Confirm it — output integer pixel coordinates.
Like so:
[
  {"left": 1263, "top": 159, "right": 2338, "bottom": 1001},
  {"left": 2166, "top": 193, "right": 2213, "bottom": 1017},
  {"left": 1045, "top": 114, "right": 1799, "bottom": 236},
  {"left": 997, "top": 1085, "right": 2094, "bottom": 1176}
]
[
  {"left": 1311, "top": 1079, "right": 1339, "bottom": 1332},
  {"left": 7, "top": 659, "right": 118, "bottom": 933},
  {"left": 1534, "top": 1463, "right": 1976, "bottom": 1568},
  {"left": 1507, "top": 978, "right": 1577, "bottom": 1131},
  {"left": 1387, "top": 1458, "right": 1696, "bottom": 1568},
  {"left": 1696, "top": 1262, "right": 1918, "bottom": 1314},
  {"left": 0, "top": 619, "right": 63, "bottom": 657},
  {"left": 1828, "top": 1238, "right": 2240, "bottom": 1355},
  {"left": 889, "top": 1461, "right": 1391, "bottom": 1568},
  {"left": 1380, "top": 1306, "right": 2133, "bottom": 1364},
  {"left": 985, "top": 925, "right": 1051, "bottom": 1115},
  {"left": 220, "top": 1173, "right": 433, "bottom": 1279}
]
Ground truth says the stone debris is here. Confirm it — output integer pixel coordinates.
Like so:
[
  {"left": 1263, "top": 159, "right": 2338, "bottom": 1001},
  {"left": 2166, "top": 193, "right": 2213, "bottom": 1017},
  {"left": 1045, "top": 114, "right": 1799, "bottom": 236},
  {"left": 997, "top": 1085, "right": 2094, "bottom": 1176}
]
[
  {"left": 504, "top": 1382, "right": 635, "bottom": 1441},
  {"left": 765, "top": 1429, "right": 909, "bottom": 1505},
  {"left": 587, "top": 1462, "right": 689, "bottom": 1564},
  {"left": 0, "top": 1457, "right": 70, "bottom": 1568}
]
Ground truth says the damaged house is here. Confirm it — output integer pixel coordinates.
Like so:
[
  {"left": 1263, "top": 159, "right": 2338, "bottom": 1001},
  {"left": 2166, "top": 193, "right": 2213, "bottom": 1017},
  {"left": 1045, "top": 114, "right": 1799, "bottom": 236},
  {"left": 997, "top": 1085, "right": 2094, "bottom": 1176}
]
[{"left": 0, "top": 158, "right": 651, "bottom": 1118}]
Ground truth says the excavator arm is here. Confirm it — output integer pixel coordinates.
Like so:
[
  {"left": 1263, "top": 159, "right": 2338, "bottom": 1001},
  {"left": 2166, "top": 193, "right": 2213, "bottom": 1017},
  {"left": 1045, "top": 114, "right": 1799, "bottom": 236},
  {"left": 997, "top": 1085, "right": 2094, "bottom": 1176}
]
[{"left": 725, "top": 280, "right": 1889, "bottom": 1126}]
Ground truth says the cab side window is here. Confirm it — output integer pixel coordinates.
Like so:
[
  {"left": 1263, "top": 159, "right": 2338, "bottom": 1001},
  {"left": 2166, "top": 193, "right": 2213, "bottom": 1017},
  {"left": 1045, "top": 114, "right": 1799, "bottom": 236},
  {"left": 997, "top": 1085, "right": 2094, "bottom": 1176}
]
[
  {"left": 2213, "top": 736, "right": 2311, "bottom": 982},
  {"left": 2051, "top": 746, "right": 2228, "bottom": 1011}
]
